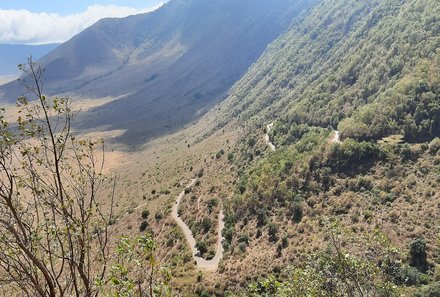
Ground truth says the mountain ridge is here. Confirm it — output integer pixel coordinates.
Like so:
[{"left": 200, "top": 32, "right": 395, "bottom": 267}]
[{"left": 0, "top": 0, "right": 318, "bottom": 148}]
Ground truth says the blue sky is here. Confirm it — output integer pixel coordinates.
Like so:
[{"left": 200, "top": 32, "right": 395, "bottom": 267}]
[
  {"left": 0, "top": 0, "right": 164, "bottom": 15},
  {"left": 0, "top": 0, "right": 165, "bottom": 44}
]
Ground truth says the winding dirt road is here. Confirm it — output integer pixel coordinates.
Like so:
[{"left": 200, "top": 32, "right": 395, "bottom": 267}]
[
  {"left": 172, "top": 179, "right": 225, "bottom": 271},
  {"left": 265, "top": 123, "right": 276, "bottom": 151}
]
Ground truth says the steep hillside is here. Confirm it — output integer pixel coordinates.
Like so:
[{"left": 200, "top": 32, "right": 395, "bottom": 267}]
[
  {"left": 0, "top": 0, "right": 317, "bottom": 147},
  {"left": 0, "top": 43, "right": 58, "bottom": 75},
  {"left": 218, "top": 0, "right": 439, "bottom": 141},
  {"left": 189, "top": 0, "right": 440, "bottom": 295}
]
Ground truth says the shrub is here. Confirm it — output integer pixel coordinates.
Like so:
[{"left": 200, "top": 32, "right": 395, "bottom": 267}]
[
  {"left": 141, "top": 209, "right": 150, "bottom": 219},
  {"left": 268, "top": 223, "right": 278, "bottom": 242},
  {"left": 281, "top": 236, "right": 289, "bottom": 249},
  {"left": 392, "top": 264, "right": 428, "bottom": 286},
  {"left": 139, "top": 221, "right": 149, "bottom": 232},
  {"left": 291, "top": 202, "right": 303, "bottom": 223},
  {"left": 160, "top": 189, "right": 171, "bottom": 195},
  {"left": 223, "top": 227, "right": 234, "bottom": 243},
  {"left": 238, "top": 242, "right": 247, "bottom": 253},
  {"left": 238, "top": 234, "right": 249, "bottom": 245},
  {"left": 239, "top": 184, "right": 246, "bottom": 194},
  {"left": 356, "top": 176, "right": 373, "bottom": 191},
  {"left": 207, "top": 199, "right": 218, "bottom": 213},
  {"left": 257, "top": 208, "right": 268, "bottom": 227},
  {"left": 256, "top": 229, "right": 262, "bottom": 238},
  {"left": 326, "top": 140, "right": 381, "bottom": 172},
  {"left": 109, "top": 217, "right": 117, "bottom": 226},
  {"left": 155, "top": 212, "right": 163, "bottom": 221},
  {"left": 200, "top": 291, "right": 212, "bottom": 297},
  {"left": 200, "top": 217, "right": 213, "bottom": 233},
  {"left": 248, "top": 137, "right": 257, "bottom": 147},
  {"left": 429, "top": 138, "right": 440, "bottom": 155},
  {"left": 276, "top": 244, "right": 283, "bottom": 257},
  {"left": 410, "top": 237, "right": 429, "bottom": 272},
  {"left": 196, "top": 241, "right": 208, "bottom": 256},
  {"left": 166, "top": 238, "right": 174, "bottom": 247},
  {"left": 206, "top": 250, "right": 216, "bottom": 260},
  {"left": 413, "top": 282, "right": 440, "bottom": 297}
]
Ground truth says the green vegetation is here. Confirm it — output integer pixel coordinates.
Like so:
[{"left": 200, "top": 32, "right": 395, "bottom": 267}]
[
  {"left": 218, "top": 0, "right": 440, "bottom": 284},
  {"left": 224, "top": 121, "right": 439, "bottom": 293},
  {"left": 410, "top": 237, "right": 430, "bottom": 273},
  {"left": 247, "top": 228, "right": 402, "bottom": 297},
  {"left": 219, "top": 0, "right": 439, "bottom": 144},
  {"left": 108, "top": 235, "right": 171, "bottom": 296},
  {"left": 340, "top": 57, "right": 440, "bottom": 142}
]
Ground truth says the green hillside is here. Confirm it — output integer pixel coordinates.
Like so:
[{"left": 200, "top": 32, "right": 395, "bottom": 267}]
[
  {"left": 205, "top": 0, "right": 440, "bottom": 295},
  {"left": 219, "top": 0, "right": 439, "bottom": 143}
]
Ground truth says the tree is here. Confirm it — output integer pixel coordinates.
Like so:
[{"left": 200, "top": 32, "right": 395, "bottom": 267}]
[
  {"left": 268, "top": 223, "right": 278, "bottom": 242},
  {"left": 0, "top": 58, "right": 115, "bottom": 296},
  {"left": 409, "top": 237, "right": 429, "bottom": 273}
]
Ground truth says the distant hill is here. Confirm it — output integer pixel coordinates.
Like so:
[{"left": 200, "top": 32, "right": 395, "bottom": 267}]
[
  {"left": 0, "top": 44, "right": 58, "bottom": 76},
  {"left": 0, "top": 0, "right": 317, "bottom": 147}
]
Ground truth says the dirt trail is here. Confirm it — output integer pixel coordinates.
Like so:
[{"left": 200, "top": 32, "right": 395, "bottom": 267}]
[
  {"left": 332, "top": 130, "right": 341, "bottom": 143},
  {"left": 265, "top": 123, "right": 276, "bottom": 151},
  {"left": 172, "top": 179, "right": 225, "bottom": 271}
]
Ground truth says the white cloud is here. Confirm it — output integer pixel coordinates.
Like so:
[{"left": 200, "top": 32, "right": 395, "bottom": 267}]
[{"left": 0, "top": 3, "right": 163, "bottom": 45}]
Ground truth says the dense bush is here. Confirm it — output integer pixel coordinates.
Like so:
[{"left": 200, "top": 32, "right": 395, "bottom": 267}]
[
  {"left": 196, "top": 241, "right": 208, "bottom": 256},
  {"left": 324, "top": 139, "right": 381, "bottom": 172},
  {"left": 340, "top": 58, "right": 440, "bottom": 142},
  {"left": 200, "top": 217, "right": 213, "bottom": 233},
  {"left": 410, "top": 237, "right": 430, "bottom": 273},
  {"left": 139, "top": 221, "right": 149, "bottom": 232}
]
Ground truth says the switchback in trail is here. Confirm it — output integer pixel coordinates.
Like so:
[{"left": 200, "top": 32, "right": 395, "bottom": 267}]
[{"left": 171, "top": 179, "right": 225, "bottom": 271}]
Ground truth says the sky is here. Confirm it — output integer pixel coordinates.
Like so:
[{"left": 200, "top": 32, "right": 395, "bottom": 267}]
[{"left": 0, "top": 0, "right": 166, "bottom": 44}]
